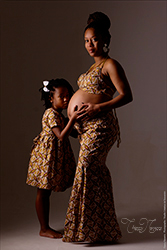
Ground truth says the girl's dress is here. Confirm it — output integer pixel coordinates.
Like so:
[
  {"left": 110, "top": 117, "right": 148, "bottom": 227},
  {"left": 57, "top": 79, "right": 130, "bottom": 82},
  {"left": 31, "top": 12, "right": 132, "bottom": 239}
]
[
  {"left": 63, "top": 59, "right": 122, "bottom": 242},
  {"left": 26, "top": 108, "right": 76, "bottom": 192}
]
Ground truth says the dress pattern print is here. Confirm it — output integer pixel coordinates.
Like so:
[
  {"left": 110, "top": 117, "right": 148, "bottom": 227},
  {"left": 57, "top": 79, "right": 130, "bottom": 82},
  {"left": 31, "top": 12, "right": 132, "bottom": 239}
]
[
  {"left": 63, "top": 111, "right": 122, "bottom": 242},
  {"left": 26, "top": 108, "right": 76, "bottom": 192}
]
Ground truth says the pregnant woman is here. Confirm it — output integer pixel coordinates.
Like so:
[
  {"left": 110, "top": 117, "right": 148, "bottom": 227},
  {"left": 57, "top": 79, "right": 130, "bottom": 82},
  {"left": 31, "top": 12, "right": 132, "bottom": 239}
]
[{"left": 63, "top": 12, "right": 133, "bottom": 243}]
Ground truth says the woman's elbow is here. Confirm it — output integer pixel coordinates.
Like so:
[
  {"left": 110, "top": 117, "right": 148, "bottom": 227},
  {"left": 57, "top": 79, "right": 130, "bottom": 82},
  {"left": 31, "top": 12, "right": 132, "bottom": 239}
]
[
  {"left": 128, "top": 92, "right": 133, "bottom": 103},
  {"left": 124, "top": 91, "right": 133, "bottom": 104}
]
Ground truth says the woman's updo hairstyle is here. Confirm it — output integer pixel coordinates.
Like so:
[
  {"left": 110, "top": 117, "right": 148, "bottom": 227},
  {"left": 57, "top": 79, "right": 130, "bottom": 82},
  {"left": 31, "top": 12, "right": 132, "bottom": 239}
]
[
  {"left": 39, "top": 78, "right": 74, "bottom": 109},
  {"left": 85, "top": 11, "right": 111, "bottom": 46}
]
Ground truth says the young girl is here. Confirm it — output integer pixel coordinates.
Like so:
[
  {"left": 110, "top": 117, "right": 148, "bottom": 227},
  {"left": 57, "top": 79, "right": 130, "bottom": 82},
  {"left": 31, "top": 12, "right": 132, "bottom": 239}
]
[{"left": 26, "top": 78, "right": 78, "bottom": 239}]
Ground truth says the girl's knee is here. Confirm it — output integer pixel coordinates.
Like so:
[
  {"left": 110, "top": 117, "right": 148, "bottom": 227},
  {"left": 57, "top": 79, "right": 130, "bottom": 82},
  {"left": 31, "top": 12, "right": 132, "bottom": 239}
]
[{"left": 37, "top": 188, "right": 51, "bottom": 198}]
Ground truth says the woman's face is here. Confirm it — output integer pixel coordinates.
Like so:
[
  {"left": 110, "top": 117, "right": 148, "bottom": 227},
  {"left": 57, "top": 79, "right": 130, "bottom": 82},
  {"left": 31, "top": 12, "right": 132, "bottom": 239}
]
[{"left": 84, "top": 28, "right": 104, "bottom": 57}]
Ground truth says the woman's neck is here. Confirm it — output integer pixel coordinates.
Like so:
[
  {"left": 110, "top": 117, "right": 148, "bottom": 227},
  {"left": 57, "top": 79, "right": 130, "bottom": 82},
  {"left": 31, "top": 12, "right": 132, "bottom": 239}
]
[
  {"left": 87, "top": 55, "right": 109, "bottom": 74},
  {"left": 93, "top": 54, "right": 108, "bottom": 64}
]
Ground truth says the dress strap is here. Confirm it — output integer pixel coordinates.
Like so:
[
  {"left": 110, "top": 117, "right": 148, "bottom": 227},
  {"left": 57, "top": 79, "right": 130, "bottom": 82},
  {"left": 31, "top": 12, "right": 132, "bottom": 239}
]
[
  {"left": 86, "top": 56, "right": 109, "bottom": 74},
  {"left": 100, "top": 56, "right": 109, "bottom": 69},
  {"left": 113, "top": 109, "right": 121, "bottom": 148}
]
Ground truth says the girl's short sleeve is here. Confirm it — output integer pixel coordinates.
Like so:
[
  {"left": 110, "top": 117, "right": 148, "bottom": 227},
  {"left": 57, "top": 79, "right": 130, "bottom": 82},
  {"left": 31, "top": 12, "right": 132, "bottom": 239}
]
[{"left": 48, "top": 110, "right": 61, "bottom": 128}]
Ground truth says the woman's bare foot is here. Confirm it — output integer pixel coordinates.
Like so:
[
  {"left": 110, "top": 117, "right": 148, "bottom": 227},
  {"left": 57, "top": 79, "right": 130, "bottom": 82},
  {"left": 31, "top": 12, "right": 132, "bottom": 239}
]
[{"left": 39, "top": 227, "right": 63, "bottom": 238}]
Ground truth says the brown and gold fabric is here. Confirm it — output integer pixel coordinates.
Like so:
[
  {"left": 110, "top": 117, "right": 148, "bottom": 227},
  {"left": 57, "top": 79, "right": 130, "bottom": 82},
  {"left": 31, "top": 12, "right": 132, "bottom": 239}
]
[
  {"left": 26, "top": 108, "right": 76, "bottom": 192},
  {"left": 63, "top": 111, "right": 122, "bottom": 242}
]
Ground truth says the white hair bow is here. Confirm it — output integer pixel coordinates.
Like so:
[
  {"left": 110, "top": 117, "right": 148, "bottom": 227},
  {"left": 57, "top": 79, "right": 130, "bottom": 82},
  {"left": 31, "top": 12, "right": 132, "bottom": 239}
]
[{"left": 43, "top": 81, "right": 49, "bottom": 92}]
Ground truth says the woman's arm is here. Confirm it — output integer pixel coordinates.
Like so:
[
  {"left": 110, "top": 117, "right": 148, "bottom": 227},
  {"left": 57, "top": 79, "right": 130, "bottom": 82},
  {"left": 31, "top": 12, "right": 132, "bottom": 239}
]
[
  {"left": 77, "top": 59, "right": 133, "bottom": 119},
  {"left": 99, "top": 58, "right": 133, "bottom": 111}
]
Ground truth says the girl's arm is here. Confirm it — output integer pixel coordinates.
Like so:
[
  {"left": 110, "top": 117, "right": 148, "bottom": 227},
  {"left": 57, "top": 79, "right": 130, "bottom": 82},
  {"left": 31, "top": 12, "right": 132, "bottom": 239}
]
[
  {"left": 64, "top": 117, "right": 78, "bottom": 138},
  {"left": 52, "top": 108, "right": 77, "bottom": 141}
]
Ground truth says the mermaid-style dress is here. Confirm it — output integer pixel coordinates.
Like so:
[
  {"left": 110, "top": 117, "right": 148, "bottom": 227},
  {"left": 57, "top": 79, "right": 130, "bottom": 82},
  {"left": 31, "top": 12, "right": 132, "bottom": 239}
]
[{"left": 63, "top": 59, "right": 122, "bottom": 242}]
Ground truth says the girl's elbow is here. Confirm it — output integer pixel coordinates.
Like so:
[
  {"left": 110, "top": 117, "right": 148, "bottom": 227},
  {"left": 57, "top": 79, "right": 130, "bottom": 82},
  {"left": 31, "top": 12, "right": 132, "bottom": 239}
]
[
  {"left": 56, "top": 134, "right": 64, "bottom": 141},
  {"left": 59, "top": 136, "right": 64, "bottom": 141}
]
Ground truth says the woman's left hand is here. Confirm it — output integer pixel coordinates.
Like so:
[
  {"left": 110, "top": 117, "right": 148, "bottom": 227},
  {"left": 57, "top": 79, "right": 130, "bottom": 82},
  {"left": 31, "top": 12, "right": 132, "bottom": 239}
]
[{"left": 77, "top": 103, "right": 101, "bottom": 121}]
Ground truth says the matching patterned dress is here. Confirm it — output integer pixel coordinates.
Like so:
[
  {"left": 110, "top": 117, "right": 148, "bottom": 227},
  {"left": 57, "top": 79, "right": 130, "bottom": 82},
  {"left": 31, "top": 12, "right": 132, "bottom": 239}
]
[{"left": 26, "top": 108, "right": 76, "bottom": 192}]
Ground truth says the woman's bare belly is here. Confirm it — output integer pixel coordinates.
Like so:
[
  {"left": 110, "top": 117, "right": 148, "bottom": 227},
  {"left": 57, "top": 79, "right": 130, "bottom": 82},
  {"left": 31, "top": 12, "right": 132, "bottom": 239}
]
[{"left": 68, "top": 89, "right": 111, "bottom": 117}]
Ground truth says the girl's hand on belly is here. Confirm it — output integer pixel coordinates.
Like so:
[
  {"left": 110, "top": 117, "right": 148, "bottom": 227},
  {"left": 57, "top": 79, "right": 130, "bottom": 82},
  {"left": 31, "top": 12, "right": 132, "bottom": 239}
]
[{"left": 77, "top": 103, "right": 101, "bottom": 121}]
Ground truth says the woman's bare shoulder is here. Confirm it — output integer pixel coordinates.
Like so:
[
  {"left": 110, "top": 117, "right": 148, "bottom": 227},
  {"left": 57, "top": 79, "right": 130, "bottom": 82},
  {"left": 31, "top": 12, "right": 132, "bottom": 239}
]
[
  {"left": 105, "top": 58, "right": 121, "bottom": 68},
  {"left": 104, "top": 57, "right": 124, "bottom": 74}
]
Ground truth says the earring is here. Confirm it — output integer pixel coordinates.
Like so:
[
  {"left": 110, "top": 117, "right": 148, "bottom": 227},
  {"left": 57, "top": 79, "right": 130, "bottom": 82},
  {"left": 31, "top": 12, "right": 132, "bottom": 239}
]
[{"left": 103, "top": 43, "right": 109, "bottom": 53}]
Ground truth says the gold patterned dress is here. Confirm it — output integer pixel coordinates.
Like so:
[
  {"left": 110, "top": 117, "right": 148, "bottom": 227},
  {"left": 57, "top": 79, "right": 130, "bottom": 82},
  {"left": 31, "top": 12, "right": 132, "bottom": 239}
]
[
  {"left": 63, "top": 60, "right": 122, "bottom": 242},
  {"left": 26, "top": 108, "right": 76, "bottom": 192}
]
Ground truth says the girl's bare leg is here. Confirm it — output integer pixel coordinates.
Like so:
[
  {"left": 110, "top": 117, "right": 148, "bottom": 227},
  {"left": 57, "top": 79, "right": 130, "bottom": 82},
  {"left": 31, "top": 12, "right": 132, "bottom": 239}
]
[{"left": 35, "top": 188, "right": 62, "bottom": 238}]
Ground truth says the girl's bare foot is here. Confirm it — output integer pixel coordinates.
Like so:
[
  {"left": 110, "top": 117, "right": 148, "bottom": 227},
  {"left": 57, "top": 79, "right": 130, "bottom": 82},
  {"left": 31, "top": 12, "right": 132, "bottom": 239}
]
[{"left": 39, "top": 227, "right": 63, "bottom": 238}]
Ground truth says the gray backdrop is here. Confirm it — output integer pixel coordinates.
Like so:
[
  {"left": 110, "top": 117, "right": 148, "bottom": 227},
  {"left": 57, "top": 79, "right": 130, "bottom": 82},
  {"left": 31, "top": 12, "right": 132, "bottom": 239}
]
[{"left": 1, "top": 0, "right": 166, "bottom": 243}]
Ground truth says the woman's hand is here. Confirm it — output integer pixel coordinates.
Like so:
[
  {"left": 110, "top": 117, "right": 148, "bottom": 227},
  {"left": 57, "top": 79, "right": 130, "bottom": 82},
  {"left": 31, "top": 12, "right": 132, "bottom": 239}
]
[{"left": 77, "top": 103, "right": 101, "bottom": 121}]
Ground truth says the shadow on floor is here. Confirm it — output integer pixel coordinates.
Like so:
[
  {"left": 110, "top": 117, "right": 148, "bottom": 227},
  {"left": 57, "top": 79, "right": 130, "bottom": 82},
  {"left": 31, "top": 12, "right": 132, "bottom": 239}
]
[
  {"left": 1, "top": 200, "right": 164, "bottom": 248},
  {"left": 71, "top": 210, "right": 164, "bottom": 247}
]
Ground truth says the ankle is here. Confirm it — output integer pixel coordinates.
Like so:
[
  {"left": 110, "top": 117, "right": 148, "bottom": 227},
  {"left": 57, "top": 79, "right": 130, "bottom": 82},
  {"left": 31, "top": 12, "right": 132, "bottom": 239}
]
[{"left": 40, "top": 225, "right": 50, "bottom": 232}]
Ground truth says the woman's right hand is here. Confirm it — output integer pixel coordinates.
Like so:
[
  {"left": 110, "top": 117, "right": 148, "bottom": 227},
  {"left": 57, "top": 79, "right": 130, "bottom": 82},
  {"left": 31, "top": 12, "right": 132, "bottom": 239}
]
[{"left": 76, "top": 103, "right": 101, "bottom": 121}]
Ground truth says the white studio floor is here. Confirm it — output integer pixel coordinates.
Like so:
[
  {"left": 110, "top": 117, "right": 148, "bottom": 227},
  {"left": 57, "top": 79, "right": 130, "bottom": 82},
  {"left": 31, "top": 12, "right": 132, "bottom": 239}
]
[
  {"left": 1, "top": 185, "right": 165, "bottom": 250},
  {"left": 1, "top": 225, "right": 163, "bottom": 250},
  {"left": 1, "top": 202, "right": 164, "bottom": 250}
]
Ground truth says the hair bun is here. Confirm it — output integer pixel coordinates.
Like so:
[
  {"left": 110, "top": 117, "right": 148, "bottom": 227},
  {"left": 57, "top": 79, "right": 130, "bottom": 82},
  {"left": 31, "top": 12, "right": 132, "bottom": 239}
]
[{"left": 87, "top": 11, "right": 111, "bottom": 30}]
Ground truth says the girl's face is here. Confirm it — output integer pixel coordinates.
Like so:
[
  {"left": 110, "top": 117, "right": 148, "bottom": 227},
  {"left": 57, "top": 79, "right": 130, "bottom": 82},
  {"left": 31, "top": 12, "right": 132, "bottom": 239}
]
[
  {"left": 50, "top": 87, "right": 70, "bottom": 112},
  {"left": 84, "top": 28, "right": 104, "bottom": 57}
]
